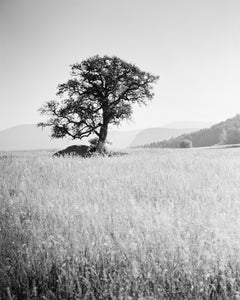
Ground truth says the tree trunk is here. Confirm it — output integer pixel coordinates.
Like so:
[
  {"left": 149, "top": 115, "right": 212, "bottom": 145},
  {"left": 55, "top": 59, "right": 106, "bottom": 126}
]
[{"left": 96, "top": 121, "right": 108, "bottom": 154}]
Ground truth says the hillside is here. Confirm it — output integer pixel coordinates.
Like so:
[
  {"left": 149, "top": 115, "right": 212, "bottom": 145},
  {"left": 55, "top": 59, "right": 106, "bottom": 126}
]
[
  {"left": 129, "top": 128, "right": 197, "bottom": 148},
  {"left": 0, "top": 124, "right": 71, "bottom": 151},
  {"left": 138, "top": 114, "right": 240, "bottom": 148}
]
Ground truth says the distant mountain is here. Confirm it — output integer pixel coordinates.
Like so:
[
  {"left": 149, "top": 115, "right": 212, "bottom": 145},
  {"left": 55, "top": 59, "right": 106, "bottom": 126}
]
[
  {"left": 0, "top": 120, "right": 213, "bottom": 151},
  {"left": 0, "top": 124, "right": 139, "bottom": 151},
  {"left": 107, "top": 130, "right": 140, "bottom": 149},
  {"left": 129, "top": 128, "right": 198, "bottom": 148},
  {"left": 0, "top": 124, "right": 71, "bottom": 151},
  {"left": 139, "top": 114, "right": 240, "bottom": 148},
  {"left": 163, "top": 121, "right": 212, "bottom": 129}
]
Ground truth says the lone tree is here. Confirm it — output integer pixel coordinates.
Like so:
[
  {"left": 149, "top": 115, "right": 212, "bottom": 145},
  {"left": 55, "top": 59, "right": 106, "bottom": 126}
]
[{"left": 38, "top": 55, "right": 159, "bottom": 153}]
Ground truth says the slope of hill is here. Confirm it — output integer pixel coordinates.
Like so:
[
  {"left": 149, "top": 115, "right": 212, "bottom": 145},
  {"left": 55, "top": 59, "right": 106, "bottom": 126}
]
[
  {"left": 139, "top": 114, "right": 240, "bottom": 148},
  {"left": 0, "top": 124, "right": 71, "bottom": 151},
  {"left": 129, "top": 128, "right": 197, "bottom": 148},
  {"left": 107, "top": 130, "right": 140, "bottom": 149},
  {"left": 0, "top": 124, "right": 139, "bottom": 151}
]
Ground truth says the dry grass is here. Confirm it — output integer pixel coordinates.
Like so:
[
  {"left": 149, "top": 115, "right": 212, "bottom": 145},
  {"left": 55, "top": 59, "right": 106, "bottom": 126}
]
[{"left": 1, "top": 148, "right": 240, "bottom": 299}]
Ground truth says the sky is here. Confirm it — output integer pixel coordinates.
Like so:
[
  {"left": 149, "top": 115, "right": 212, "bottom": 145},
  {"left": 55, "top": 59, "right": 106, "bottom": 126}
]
[{"left": 0, "top": 0, "right": 240, "bottom": 131}]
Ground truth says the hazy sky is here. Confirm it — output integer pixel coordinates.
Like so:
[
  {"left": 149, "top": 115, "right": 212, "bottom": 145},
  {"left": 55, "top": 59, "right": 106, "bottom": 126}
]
[{"left": 1, "top": 0, "right": 240, "bottom": 131}]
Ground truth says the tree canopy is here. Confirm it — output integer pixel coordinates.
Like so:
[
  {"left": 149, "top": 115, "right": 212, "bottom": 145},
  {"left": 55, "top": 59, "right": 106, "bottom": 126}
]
[{"left": 38, "top": 55, "right": 159, "bottom": 153}]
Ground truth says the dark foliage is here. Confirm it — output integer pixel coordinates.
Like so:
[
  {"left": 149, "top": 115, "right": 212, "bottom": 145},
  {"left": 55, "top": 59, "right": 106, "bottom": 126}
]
[
  {"left": 38, "top": 55, "right": 159, "bottom": 153},
  {"left": 179, "top": 139, "right": 192, "bottom": 148}
]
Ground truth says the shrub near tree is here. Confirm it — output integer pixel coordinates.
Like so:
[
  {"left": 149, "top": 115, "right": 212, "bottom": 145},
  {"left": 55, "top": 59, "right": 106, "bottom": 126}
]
[
  {"left": 179, "top": 139, "right": 192, "bottom": 148},
  {"left": 38, "top": 55, "right": 159, "bottom": 154}
]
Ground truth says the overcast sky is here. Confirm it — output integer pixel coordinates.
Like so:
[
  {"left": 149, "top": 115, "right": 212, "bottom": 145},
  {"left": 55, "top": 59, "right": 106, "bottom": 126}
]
[{"left": 0, "top": 0, "right": 240, "bottom": 131}]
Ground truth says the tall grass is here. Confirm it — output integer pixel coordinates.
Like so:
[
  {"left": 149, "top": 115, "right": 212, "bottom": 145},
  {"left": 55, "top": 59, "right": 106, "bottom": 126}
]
[{"left": 1, "top": 149, "right": 240, "bottom": 299}]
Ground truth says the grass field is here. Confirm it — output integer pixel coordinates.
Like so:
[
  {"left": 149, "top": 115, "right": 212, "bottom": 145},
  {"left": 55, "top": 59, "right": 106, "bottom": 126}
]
[{"left": 1, "top": 148, "right": 240, "bottom": 299}]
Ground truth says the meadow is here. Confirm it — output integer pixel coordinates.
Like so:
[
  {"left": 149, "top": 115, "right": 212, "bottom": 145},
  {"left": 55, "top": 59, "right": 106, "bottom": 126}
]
[{"left": 1, "top": 148, "right": 240, "bottom": 299}]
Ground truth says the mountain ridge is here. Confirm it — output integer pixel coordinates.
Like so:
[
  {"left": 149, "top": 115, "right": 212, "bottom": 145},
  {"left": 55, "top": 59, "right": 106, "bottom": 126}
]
[{"left": 0, "top": 122, "right": 211, "bottom": 151}]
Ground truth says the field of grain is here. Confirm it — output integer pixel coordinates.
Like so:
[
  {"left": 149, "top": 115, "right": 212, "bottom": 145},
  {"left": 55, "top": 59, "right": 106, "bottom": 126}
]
[{"left": 1, "top": 148, "right": 240, "bottom": 299}]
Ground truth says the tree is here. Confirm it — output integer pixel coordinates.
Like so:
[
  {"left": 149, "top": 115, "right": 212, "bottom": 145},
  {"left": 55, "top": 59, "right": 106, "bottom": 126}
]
[{"left": 38, "top": 55, "right": 159, "bottom": 153}]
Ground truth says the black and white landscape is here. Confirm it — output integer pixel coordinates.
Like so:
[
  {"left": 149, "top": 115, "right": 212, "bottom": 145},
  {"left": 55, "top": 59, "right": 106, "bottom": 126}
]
[{"left": 1, "top": 0, "right": 240, "bottom": 299}]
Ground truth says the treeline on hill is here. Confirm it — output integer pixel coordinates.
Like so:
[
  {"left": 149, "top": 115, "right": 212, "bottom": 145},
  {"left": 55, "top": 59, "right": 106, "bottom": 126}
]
[{"left": 138, "top": 114, "right": 240, "bottom": 148}]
